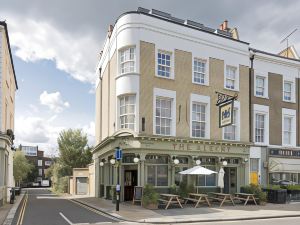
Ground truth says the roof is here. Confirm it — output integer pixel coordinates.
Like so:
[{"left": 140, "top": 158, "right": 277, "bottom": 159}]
[
  {"left": 0, "top": 21, "right": 18, "bottom": 90},
  {"left": 114, "top": 8, "right": 249, "bottom": 45},
  {"left": 250, "top": 47, "right": 300, "bottom": 63}
]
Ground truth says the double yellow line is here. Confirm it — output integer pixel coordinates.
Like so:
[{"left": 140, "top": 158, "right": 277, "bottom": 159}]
[{"left": 16, "top": 191, "right": 28, "bottom": 225}]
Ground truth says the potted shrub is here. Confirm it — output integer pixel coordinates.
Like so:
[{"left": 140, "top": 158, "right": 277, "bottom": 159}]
[
  {"left": 240, "top": 184, "right": 266, "bottom": 205},
  {"left": 142, "top": 184, "right": 159, "bottom": 209}
]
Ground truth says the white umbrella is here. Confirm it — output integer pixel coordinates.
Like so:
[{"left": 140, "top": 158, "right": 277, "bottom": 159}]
[
  {"left": 179, "top": 166, "right": 217, "bottom": 175},
  {"left": 218, "top": 168, "right": 225, "bottom": 189}
]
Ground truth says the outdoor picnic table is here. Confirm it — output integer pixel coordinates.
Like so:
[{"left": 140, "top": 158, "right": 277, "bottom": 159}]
[
  {"left": 159, "top": 193, "right": 183, "bottom": 210},
  {"left": 208, "top": 192, "right": 235, "bottom": 207},
  {"left": 184, "top": 193, "right": 211, "bottom": 208},
  {"left": 234, "top": 193, "right": 258, "bottom": 206}
]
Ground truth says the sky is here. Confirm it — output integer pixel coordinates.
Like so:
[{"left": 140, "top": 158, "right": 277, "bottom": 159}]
[{"left": 0, "top": 0, "right": 299, "bottom": 156}]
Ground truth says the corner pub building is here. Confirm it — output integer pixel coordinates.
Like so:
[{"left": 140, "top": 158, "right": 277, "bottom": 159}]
[{"left": 93, "top": 7, "right": 255, "bottom": 201}]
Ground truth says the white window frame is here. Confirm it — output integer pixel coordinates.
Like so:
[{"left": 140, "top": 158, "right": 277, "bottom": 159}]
[
  {"left": 253, "top": 104, "right": 269, "bottom": 145},
  {"left": 223, "top": 101, "right": 240, "bottom": 141},
  {"left": 224, "top": 65, "right": 239, "bottom": 91},
  {"left": 190, "top": 94, "right": 210, "bottom": 139},
  {"left": 45, "top": 161, "right": 51, "bottom": 166},
  {"left": 283, "top": 80, "right": 295, "bottom": 103},
  {"left": 192, "top": 58, "right": 209, "bottom": 86},
  {"left": 118, "top": 95, "right": 136, "bottom": 130},
  {"left": 119, "top": 46, "right": 136, "bottom": 75},
  {"left": 155, "top": 48, "right": 174, "bottom": 79},
  {"left": 254, "top": 73, "right": 268, "bottom": 98},
  {"left": 38, "top": 160, "right": 43, "bottom": 167},
  {"left": 153, "top": 88, "right": 176, "bottom": 136},
  {"left": 282, "top": 108, "right": 296, "bottom": 147}
]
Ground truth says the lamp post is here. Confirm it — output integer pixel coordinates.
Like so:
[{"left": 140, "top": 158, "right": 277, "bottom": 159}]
[{"left": 114, "top": 147, "right": 122, "bottom": 212}]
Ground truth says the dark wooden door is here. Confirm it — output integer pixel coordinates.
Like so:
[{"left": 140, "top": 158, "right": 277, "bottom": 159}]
[{"left": 124, "top": 170, "right": 137, "bottom": 201}]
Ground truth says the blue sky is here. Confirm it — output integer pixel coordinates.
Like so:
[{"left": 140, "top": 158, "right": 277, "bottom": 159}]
[{"left": 1, "top": 0, "right": 299, "bottom": 156}]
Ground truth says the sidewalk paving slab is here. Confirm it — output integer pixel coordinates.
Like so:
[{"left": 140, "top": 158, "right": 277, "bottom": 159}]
[
  {"left": 71, "top": 197, "right": 300, "bottom": 224},
  {"left": 2, "top": 192, "right": 25, "bottom": 225}
]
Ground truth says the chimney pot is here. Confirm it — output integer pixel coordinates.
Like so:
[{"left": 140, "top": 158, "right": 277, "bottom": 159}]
[
  {"left": 108, "top": 25, "right": 114, "bottom": 37},
  {"left": 223, "top": 20, "right": 228, "bottom": 30}
]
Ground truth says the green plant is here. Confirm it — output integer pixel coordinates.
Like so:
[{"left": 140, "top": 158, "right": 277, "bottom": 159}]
[
  {"left": 170, "top": 184, "right": 178, "bottom": 195},
  {"left": 258, "top": 191, "right": 267, "bottom": 203},
  {"left": 286, "top": 185, "right": 300, "bottom": 191},
  {"left": 177, "top": 182, "right": 194, "bottom": 198},
  {"left": 266, "top": 185, "right": 282, "bottom": 190},
  {"left": 241, "top": 184, "right": 267, "bottom": 204},
  {"left": 142, "top": 184, "right": 159, "bottom": 206}
]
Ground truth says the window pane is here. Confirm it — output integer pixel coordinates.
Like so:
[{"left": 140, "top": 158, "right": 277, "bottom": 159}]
[
  {"left": 158, "top": 51, "right": 171, "bottom": 78},
  {"left": 156, "top": 165, "right": 168, "bottom": 186},
  {"left": 147, "top": 166, "right": 156, "bottom": 185}
]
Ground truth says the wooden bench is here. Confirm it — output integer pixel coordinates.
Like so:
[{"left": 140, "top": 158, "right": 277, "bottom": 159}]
[
  {"left": 183, "top": 197, "right": 198, "bottom": 203},
  {"left": 159, "top": 194, "right": 183, "bottom": 209},
  {"left": 234, "top": 193, "right": 257, "bottom": 206}
]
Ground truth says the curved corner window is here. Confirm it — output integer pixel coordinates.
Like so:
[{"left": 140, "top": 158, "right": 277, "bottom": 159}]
[
  {"left": 120, "top": 47, "right": 135, "bottom": 74},
  {"left": 119, "top": 95, "right": 136, "bottom": 130}
]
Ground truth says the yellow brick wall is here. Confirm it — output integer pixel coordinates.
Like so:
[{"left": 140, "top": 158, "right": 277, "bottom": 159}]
[{"left": 140, "top": 41, "right": 250, "bottom": 142}]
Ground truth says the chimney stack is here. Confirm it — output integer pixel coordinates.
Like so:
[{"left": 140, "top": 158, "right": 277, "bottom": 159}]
[
  {"left": 108, "top": 25, "right": 114, "bottom": 38},
  {"left": 220, "top": 20, "right": 229, "bottom": 31}
]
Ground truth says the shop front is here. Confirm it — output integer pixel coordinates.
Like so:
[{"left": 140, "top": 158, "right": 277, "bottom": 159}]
[
  {"left": 268, "top": 148, "right": 300, "bottom": 185},
  {"left": 93, "top": 134, "right": 251, "bottom": 201}
]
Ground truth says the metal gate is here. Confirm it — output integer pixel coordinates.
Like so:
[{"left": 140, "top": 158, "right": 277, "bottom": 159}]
[{"left": 76, "top": 177, "right": 88, "bottom": 195}]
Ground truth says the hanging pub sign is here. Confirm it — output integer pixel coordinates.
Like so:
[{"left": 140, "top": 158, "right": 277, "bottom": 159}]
[
  {"left": 219, "top": 101, "right": 234, "bottom": 127},
  {"left": 216, "top": 91, "right": 238, "bottom": 128}
]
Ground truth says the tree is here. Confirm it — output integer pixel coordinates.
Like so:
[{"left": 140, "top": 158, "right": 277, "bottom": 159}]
[
  {"left": 13, "top": 151, "right": 33, "bottom": 186},
  {"left": 57, "top": 129, "right": 92, "bottom": 176}
]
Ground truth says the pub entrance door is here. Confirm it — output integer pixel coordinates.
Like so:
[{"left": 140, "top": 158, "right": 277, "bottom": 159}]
[
  {"left": 224, "top": 167, "right": 237, "bottom": 194},
  {"left": 124, "top": 170, "right": 137, "bottom": 201}
]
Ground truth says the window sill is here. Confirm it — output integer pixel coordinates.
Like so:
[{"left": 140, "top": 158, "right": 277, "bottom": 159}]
[
  {"left": 155, "top": 74, "right": 175, "bottom": 80},
  {"left": 254, "top": 142, "right": 268, "bottom": 146},
  {"left": 224, "top": 87, "right": 239, "bottom": 92},
  {"left": 190, "top": 136, "right": 209, "bottom": 140},
  {"left": 254, "top": 95, "right": 269, "bottom": 99},
  {"left": 282, "top": 99, "right": 296, "bottom": 104},
  {"left": 192, "top": 81, "right": 209, "bottom": 86}
]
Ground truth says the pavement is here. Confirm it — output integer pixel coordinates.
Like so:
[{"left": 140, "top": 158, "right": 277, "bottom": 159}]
[
  {"left": 72, "top": 197, "right": 300, "bottom": 224},
  {"left": 9, "top": 188, "right": 118, "bottom": 225},
  {"left": 1, "top": 191, "right": 24, "bottom": 225}
]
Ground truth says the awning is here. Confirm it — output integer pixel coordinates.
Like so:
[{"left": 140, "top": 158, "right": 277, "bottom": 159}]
[{"left": 269, "top": 157, "right": 300, "bottom": 173}]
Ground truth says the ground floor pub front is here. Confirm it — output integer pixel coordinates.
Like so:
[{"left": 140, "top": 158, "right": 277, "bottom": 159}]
[{"left": 93, "top": 134, "right": 251, "bottom": 202}]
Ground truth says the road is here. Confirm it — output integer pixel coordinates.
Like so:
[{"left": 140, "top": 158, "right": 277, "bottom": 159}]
[
  {"left": 94, "top": 217, "right": 300, "bottom": 225},
  {"left": 12, "top": 188, "right": 117, "bottom": 225}
]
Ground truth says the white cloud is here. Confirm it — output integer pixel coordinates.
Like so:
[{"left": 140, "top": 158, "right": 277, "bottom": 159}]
[
  {"left": 2, "top": 12, "right": 98, "bottom": 84},
  {"left": 81, "top": 121, "right": 95, "bottom": 147},
  {"left": 39, "top": 91, "right": 70, "bottom": 113},
  {"left": 15, "top": 116, "right": 65, "bottom": 152},
  {"left": 15, "top": 116, "right": 95, "bottom": 156}
]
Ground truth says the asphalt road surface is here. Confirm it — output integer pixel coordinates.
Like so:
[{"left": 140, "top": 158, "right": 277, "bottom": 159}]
[
  {"left": 12, "top": 188, "right": 116, "bottom": 225},
  {"left": 94, "top": 217, "right": 300, "bottom": 225}
]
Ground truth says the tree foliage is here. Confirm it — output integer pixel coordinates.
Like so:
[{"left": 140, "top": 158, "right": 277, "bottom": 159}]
[
  {"left": 57, "top": 129, "right": 92, "bottom": 176},
  {"left": 13, "top": 151, "right": 33, "bottom": 185}
]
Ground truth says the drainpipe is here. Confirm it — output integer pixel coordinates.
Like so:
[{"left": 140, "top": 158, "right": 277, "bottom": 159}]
[{"left": 249, "top": 50, "right": 255, "bottom": 143}]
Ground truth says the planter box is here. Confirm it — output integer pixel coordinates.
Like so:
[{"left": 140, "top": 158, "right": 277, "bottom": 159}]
[
  {"left": 287, "top": 190, "right": 300, "bottom": 201},
  {"left": 144, "top": 203, "right": 158, "bottom": 210},
  {"left": 267, "top": 189, "right": 287, "bottom": 204}
]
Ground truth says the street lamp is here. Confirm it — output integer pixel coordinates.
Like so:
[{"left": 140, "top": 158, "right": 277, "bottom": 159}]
[
  {"left": 222, "top": 160, "right": 228, "bottom": 166},
  {"left": 110, "top": 158, "right": 116, "bottom": 165},
  {"left": 99, "top": 161, "right": 104, "bottom": 167},
  {"left": 133, "top": 157, "right": 140, "bottom": 163},
  {"left": 195, "top": 159, "right": 201, "bottom": 165},
  {"left": 173, "top": 158, "right": 179, "bottom": 165}
]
